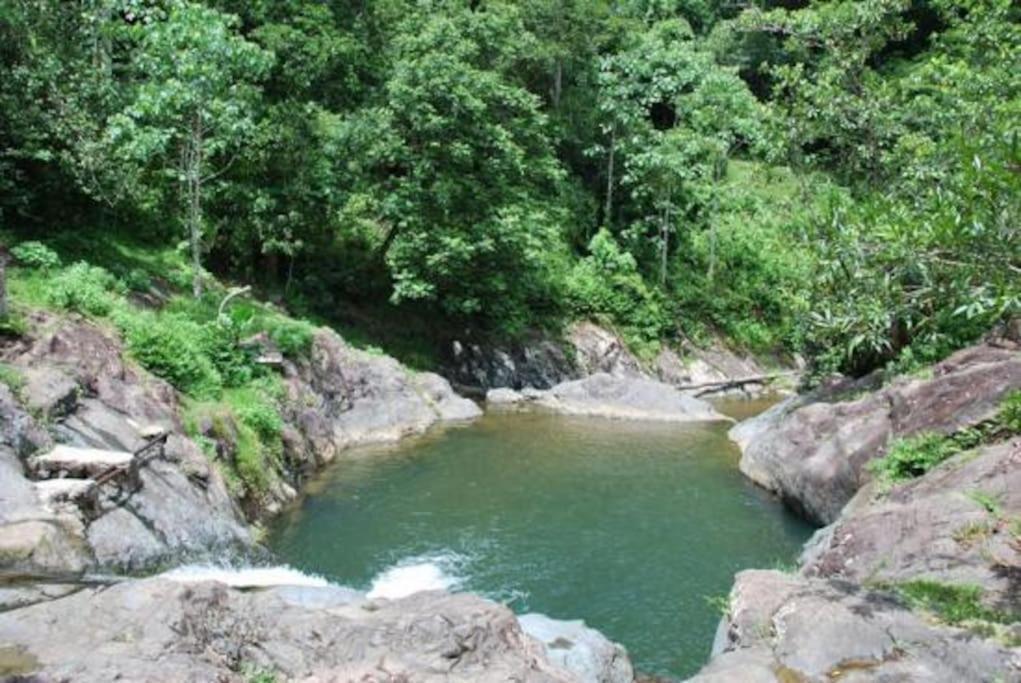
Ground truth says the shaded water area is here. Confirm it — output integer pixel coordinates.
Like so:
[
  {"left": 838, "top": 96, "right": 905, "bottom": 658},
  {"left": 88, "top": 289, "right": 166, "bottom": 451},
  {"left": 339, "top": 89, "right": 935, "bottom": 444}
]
[{"left": 267, "top": 408, "right": 812, "bottom": 679}]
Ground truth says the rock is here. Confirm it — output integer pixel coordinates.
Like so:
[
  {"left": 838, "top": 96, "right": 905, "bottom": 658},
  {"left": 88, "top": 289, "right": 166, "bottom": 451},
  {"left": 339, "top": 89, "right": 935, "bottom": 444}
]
[
  {"left": 569, "top": 322, "right": 645, "bottom": 379},
  {"left": 536, "top": 373, "right": 731, "bottom": 422},
  {"left": 0, "top": 578, "right": 591, "bottom": 682},
  {"left": 414, "top": 372, "right": 483, "bottom": 421},
  {"left": 487, "top": 387, "right": 527, "bottom": 404},
  {"left": 292, "top": 330, "right": 481, "bottom": 449},
  {"left": 0, "top": 519, "right": 91, "bottom": 576},
  {"left": 801, "top": 439, "right": 1021, "bottom": 611},
  {"left": 686, "top": 570, "right": 1020, "bottom": 683},
  {"left": 54, "top": 398, "right": 149, "bottom": 451},
  {"left": 32, "top": 478, "right": 95, "bottom": 509},
  {"left": 446, "top": 334, "right": 577, "bottom": 391},
  {"left": 731, "top": 342, "right": 1021, "bottom": 524},
  {"left": 30, "top": 444, "right": 133, "bottom": 479},
  {"left": 519, "top": 613, "right": 634, "bottom": 683},
  {"left": 19, "top": 366, "right": 78, "bottom": 419},
  {"left": 137, "top": 423, "right": 168, "bottom": 440},
  {"left": 0, "top": 384, "right": 51, "bottom": 458},
  {"left": 86, "top": 507, "right": 168, "bottom": 570}
]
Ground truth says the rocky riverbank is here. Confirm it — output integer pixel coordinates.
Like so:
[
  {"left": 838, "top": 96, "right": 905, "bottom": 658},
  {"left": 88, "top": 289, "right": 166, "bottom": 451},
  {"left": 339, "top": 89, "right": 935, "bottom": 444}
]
[
  {"left": 687, "top": 336, "right": 1021, "bottom": 681},
  {"left": 0, "top": 311, "right": 483, "bottom": 580},
  {"left": 448, "top": 321, "right": 798, "bottom": 400},
  {"left": 0, "top": 311, "right": 639, "bottom": 682},
  {"left": 0, "top": 576, "right": 632, "bottom": 682}
]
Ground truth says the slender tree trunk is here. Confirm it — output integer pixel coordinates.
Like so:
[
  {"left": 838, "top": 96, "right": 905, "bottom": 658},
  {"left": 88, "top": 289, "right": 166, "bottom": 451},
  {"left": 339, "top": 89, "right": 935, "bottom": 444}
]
[
  {"left": 0, "top": 255, "right": 8, "bottom": 319},
  {"left": 551, "top": 59, "right": 563, "bottom": 109},
  {"left": 187, "top": 114, "right": 205, "bottom": 299},
  {"left": 377, "top": 223, "right": 399, "bottom": 261},
  {"left": 659, "top": 205, "right": 670, "bottom": 288},
  {"left": 603, "top": 125, "right": 616, "bottom": 229}
]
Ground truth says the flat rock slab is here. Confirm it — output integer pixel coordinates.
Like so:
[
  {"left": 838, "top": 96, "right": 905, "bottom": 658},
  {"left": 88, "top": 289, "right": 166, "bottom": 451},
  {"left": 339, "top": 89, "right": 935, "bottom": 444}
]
[
  {"left": 0, "top": 578, "right": 611, "bottom": 682},
  {"left": 33, "top": 479, "right": 95, "bottom": 506},
  {"left": 31, "top": 445, "right": 133, "bottom": 479},
  {"left": 519, "top": 613, "right": 634, "bottom": 683},
  {"left": 537, "top": 373, "right": 731, "bottom": 422},
  {"left": 688, "top": 570, "right": 1020, "bottom": 683}
]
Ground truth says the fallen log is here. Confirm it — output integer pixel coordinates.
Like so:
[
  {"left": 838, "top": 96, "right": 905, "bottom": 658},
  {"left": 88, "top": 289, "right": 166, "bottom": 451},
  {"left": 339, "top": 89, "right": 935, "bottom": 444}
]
[{"left": 677, "top": 371, "right": 799, "bottom": 396}]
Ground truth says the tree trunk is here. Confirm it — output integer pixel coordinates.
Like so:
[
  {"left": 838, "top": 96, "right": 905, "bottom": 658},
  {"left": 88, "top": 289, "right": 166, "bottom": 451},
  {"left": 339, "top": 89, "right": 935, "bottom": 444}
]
[
  {"left": 187, "top": 114, "right": 205, "bottom": 299},
  {"left": 551, "top": 59, "right": 563, "bottom": 109},
  {"left": 0, "top": 255, "right": 8, "bottom": 319},
  {"left": 659, "top": 205, "right": 669, "bottom": 288},
  {"left": 603, "top": 125, "right": 616, "bottom": 229}
]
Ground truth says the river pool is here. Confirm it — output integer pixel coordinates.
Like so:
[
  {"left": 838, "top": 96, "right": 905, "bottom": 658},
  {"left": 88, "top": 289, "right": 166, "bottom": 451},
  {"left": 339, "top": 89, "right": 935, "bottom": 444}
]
[{"left": 267, "top": 409, "right": 812, "bottom": 679}]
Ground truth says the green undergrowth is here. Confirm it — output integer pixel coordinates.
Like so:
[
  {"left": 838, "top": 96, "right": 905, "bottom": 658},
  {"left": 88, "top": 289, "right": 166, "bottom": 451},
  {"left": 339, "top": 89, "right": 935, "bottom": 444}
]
[
  {"left": 869, "top": 391, "right": 1021, "bottom": 483},
  {"left": 894, "top": 581, "right": 1019, "bottom": 641},
  {"left": 2, "top": 234, "right": 316, "bottom": 496},
  {"left": 183, "top": 379, "right": 285, "bottom": 497}
]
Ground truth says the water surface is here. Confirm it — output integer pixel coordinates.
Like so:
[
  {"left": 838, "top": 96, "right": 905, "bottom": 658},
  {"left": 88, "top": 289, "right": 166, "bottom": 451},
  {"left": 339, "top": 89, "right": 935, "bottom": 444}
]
[{"left": 267, "top": 410, "right": 812, "bottom": 679}]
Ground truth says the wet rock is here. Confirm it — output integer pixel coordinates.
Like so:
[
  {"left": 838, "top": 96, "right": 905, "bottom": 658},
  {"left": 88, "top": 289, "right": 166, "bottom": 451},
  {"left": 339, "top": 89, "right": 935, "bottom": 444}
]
[
  {"left": 0, "top": 579, "right": 598, "bottom": 682},
  {"left": 414, "top": 372, "right": 483, "bottom": 421},
  {"left": 536, "top": 373, "right": 730, "bottom": 423},
  {"left": 730, "top": 342, "right": 1021, "bottom": 524},
  {"left": 686, "top": 570, "right": 1020, "bottom": 683},
  {"left": 519, "top": 612, "right": 634, "bottom": 683},
  {"left": 486, "top": 387, "right": 527, "bottom": 404}
]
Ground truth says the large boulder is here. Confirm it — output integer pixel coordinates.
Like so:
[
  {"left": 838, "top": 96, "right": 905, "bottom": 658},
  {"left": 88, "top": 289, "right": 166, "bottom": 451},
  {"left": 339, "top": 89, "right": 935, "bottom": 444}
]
[
  {"left": 0, "top": 316, "right": 251, "bottom": 576},
  {"left": 730, "top": 342, "right": 1021, "bottom": 524},
  {"left": 519, "top": 613, "right": 634, "bottom": 683},
  {"left": 801, "top": 439, "right": 1021, "bottom": 613},
  {"left": 687, "top": 570, "right": 1020, "bottom": 683},
  {"left": 0, "top": 578, "right": 602, "bottom": 682},
  {"left": 446, "top": 335, "right": 578, "bottom": 391},
  {"left": 536, "top": 373, "right": 730, "bottom": 423}
]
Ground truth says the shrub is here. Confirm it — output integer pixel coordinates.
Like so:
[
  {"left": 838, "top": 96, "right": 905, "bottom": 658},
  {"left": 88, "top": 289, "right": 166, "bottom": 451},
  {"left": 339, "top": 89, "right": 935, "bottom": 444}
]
[
  {"left": 47, "top": 262, "right": 123, "bottom": 316},
  {"left": 0, "top": 311, "right": 27, "bottom": 338},
  {"left": 119, "top": 312, "right": 222, "bottom": 398},
  {"left": 267, "top": 318, "right": 315, "bottom": 358},
  {"left": 869, "top": 433, "right": 957, "bottom": 482},
  {"left": 566, "top": 229, "right": 671, "bottom": 354},
  {"left": 999, "top": 390, "right": 1021, "bottom": 434},
  {"left": 202, "top": 323, "right": 259, "bottom": 387},
  {"left": 0, "top": 363, "right": 25, "bottom": 395},
  {"left": 230, "top": 392, "right": 283, "bottom": 443},
  {"left": 11, "top": 241, "right": 60, "bottom": 270}
]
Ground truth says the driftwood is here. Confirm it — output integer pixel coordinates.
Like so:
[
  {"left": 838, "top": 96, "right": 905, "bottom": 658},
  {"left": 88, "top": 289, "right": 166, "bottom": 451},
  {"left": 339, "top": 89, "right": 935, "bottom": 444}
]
[{"left": 678, "top": 371, "right": 799, "bottom": 396}]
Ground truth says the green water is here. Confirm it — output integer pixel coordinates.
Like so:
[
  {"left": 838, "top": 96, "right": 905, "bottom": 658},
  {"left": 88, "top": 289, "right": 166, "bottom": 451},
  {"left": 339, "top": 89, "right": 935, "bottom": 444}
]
[{"left": 267, "top": 410, "right": 812, "bottom": 679}]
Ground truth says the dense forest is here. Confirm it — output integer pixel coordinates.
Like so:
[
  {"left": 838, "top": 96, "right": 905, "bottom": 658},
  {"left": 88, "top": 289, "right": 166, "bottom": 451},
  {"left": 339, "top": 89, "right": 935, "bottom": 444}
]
[{"left": 1, "top": 0, "right": 1018, "bottom": 379}]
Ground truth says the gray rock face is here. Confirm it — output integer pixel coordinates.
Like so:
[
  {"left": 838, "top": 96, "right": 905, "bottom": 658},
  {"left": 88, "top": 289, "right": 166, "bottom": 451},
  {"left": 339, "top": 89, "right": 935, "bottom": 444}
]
[
  {"left": 731, "top": 342, "right": 1021, "bottom": 524},
  {"left": 0, "top": 578, "right": 601, "bottom": 682},
  {"left": 569, "top": 322, "right": 646, "bottom": 379},
  {"left": 519, "top": 613, "right": 634, "bottom": 683},
  {"left": 687, "top": 570, "right": 1020, "bottom": 683},
  {"left": 802, "top": 439, "right": 1021, "bottom": 612},
  {"left": 447, "top": 335, "right": 578, "bottom": 390},
  {"left": 0, "top": 315, "right": 480, "bottom": 577},
  {"left": 536, "top": 373, "right": 731, "bottom": 423}
]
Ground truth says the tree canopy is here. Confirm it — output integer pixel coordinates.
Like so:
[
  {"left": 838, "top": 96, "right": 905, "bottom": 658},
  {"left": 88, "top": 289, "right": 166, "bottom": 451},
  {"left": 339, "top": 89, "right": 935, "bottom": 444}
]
[{"left": 1, "top": 0, "right": 1017, "bottom": 377}]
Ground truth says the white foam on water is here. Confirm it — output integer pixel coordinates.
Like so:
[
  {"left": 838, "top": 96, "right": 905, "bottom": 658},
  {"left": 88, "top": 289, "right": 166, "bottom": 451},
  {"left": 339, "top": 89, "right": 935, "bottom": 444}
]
[
  {"left": 366, "top": 552, "right": 464, "bottom": 599},
  {"left": 161, "top": 563, "right": 331, "bottom": 588}
]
